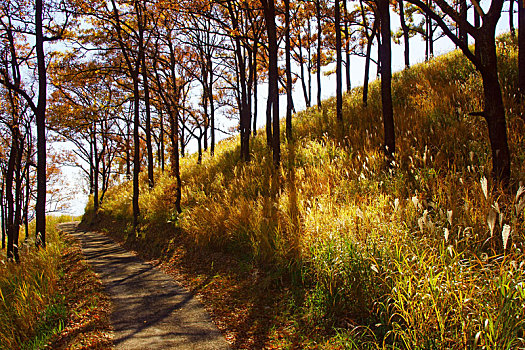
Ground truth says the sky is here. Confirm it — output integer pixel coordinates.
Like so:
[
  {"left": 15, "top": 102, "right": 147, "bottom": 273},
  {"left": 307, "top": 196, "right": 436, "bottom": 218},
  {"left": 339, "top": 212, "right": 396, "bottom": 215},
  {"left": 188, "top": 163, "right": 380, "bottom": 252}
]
[{"left": 57, "top": 4, "right": 516, "bottom": 216}]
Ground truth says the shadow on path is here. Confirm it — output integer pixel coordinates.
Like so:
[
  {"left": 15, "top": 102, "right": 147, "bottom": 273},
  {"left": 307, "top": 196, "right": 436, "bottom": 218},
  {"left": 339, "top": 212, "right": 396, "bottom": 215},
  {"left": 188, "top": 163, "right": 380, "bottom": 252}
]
[{"left": 58, "top": 222, "right": 229, "bottom": 350}]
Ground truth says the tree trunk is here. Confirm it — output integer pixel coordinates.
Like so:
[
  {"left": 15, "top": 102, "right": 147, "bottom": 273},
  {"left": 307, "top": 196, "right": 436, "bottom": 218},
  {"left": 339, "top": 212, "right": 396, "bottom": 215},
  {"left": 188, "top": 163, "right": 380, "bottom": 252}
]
[
  {"left": 335, "top": 0, "right": 343, "bottom": 122},
  {"left": 6, "top": 130, "right": 18, "bottom": 261},
  {"left": 458, "top": 0, "right": 467, "bottom": 46},
  {"left": 208, "top": 56, "right": 216, "bottom": 154},
  {"left": 169, "top": 107, "right": 182, "bottom": 213},
  {"left": 13, "top": 134, "right": 23, "bottom": 261},
  {"left": 317, "top": 0, "right": 322, "bottom": 109},
  {"left": 227, "top": 0, "right": 251, "bottom": 162},
  {"left": 343, "top": 0, "right": 351, "bottom": 90},
  {"left": 378, "top": 0, "right": 395, "bottom": 160},
  {"left": 23, "top": 163, "right": 30, "bottom": 241},
  {"left": 298, "top": 31, "right": 311, "bottom": 107},
  {"left": 93, "top": 126, "right": 99, "bottom": 214},
  {"left": 141, "top": 46, "right": 155, "bottom": 189},
  {"left": 285, "top": 0, "right": 293, "bottom": 140},
  {"left": 35, "top": 0, "right": 46, "bottom": 248},
  {"left": 363, "top": 20, "right": 377, "bottom": 107},
  {"left": 511, "top": 0, "right": 516, "bottom": 38},
  {"left": 132, "top": 73, "right": 141, "bottom": 231},
  {"left": 399, "top": 0, "right": 410, "bottom": 68},
  {"left": 1, "top": 181, "right": 5, "bottom": 249},
  {"left": 263, "top": 0, "right": 280, "bottom": 166},
  {"left": 478, "top": 32, "right": 510, "bottom": 185},
  {"left": 519, "top": 0, "right": 525, "bottom": 104},
  {"left": 252, "top": 40, "right": 258, "bottom": 137},
  {"left": 159, "top": 109, "right": 165, "bottom": 171}
]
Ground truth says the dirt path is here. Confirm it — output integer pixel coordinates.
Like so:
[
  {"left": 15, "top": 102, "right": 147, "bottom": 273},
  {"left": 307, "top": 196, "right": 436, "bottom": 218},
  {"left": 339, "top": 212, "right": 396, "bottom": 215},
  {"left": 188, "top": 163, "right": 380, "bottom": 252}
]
[{"left": 58, "top": 222, "right": 229, "bottom": 350}]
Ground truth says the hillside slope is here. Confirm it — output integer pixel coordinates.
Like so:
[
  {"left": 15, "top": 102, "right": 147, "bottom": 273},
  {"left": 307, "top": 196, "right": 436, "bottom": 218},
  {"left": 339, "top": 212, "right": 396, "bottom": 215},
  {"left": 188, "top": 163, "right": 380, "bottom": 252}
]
[{"left": 84, "top": 34, "right": 525, "bottom": 349}]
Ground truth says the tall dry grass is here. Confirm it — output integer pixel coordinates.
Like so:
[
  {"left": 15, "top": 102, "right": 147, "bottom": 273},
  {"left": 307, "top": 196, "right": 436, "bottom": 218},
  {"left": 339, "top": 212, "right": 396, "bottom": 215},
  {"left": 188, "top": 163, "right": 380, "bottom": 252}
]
[
  {"left": 88, "top": 33, "right": 525, "bottom": 348},
  {"left": 0, "top": 216, "right": 73, "bottom": 349}
]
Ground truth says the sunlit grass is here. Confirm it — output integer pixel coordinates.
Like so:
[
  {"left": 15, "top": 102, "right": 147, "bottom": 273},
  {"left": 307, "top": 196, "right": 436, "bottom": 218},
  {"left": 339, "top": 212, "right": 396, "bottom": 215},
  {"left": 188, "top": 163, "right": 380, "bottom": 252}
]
[{"left": 88, "top": 33, "right": 525, "bottom": 348}]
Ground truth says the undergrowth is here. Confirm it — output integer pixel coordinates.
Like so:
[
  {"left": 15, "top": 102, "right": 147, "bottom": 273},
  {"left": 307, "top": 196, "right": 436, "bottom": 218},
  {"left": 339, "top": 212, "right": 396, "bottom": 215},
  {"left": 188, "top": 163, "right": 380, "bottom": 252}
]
[
  {"left": 0, "top": 216, "right": 74, "bottom": 349},
  {"left": 86, "top": 33, "right": 525, "bottom": 348}
]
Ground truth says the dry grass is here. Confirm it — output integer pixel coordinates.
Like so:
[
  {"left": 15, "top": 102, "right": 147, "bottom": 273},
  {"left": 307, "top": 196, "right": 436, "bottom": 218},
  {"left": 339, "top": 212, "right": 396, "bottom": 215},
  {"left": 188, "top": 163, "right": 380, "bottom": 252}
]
[{"left": 86, "top": 33, "right": 525, "bottom": 348}]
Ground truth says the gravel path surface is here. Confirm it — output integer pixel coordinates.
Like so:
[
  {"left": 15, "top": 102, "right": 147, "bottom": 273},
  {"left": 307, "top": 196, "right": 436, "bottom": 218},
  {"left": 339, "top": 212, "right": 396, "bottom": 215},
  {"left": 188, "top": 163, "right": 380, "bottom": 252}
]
[{"left": 58, "top": 222, "right": 229, "bottom": 350}]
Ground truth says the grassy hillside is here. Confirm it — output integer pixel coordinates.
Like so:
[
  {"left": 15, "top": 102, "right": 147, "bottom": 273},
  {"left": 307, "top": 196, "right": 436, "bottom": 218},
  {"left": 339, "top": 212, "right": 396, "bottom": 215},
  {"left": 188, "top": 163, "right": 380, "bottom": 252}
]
[{"left": 85, "top": 34, "right": 525, "bottom": 349}]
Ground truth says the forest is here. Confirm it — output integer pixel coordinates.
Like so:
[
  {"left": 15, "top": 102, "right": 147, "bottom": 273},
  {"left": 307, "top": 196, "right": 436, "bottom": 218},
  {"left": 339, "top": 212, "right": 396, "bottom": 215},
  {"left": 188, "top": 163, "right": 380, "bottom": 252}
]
[{"left": 1, "top": 0, "right": 525, "bottom": 348}]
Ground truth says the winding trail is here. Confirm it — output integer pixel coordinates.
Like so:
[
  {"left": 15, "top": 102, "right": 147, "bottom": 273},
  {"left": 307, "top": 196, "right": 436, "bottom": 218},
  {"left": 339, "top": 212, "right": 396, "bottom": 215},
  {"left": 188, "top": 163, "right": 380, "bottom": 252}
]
[{"left": 58, "top": 222, "right": 229, "bottom": 350}]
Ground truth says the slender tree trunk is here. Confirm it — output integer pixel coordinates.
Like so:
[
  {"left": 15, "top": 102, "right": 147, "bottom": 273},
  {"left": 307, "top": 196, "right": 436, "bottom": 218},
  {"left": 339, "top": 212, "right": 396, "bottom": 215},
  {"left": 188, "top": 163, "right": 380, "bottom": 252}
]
[
  {"left": 252, "top": 41, "right": 258, "bottom": 136},
  {"left": 399, "top": 0, "right": 410, "bottom": 68},
  {"left": 13, "top": 135, "right": 23, "bottom": 261},
  {"left": 93, "top": 125, "right": 99, "bottom": 214},
  {"left": 1, "top": 181, "right": 5, "bottom": 249},
  {"left": 317, "top": 0, "right": 322, "bottom": 109},
  {"left": 335, "top": 0, "right": 343, "bottom": 122},
  {"left": 159, "top": 109, "right": 165, "bottom": 171},
  {"left": 458, "top": 0, "right": 467, "bottom": 45},
  {"left": 285, "top": 0, "right": 293, "bottom": 140},
  {"left": 511, "top": 0, "right": 516, "bottom": 37},
  {"left": 202, "top": 64, "right": 209, "bottom": 152},
  {"left": 141, "top": 48, "right": 155, "bottom": 189},
  {"left": 202, "top": 72, "right": 209, "bottom": 153},
  {"left": 227, "top": 1, "right": 251, "bottom": 162},
  {"left": 126, "top": 114, "right": 131, "bottom": 180},
  {"left": 262, "top": 0, "right": 280, "bottom": 166},
  {"left": 298, "top": 31, "right": 311, "bottom": 107},
  {"left": 169, "top": 106, "right": 182, "bottom": 213},
  {"left": 266, "top": 88, "right": 273, "bottom": 146},
  {"left": 376, "top": 28, "right": 381, "bottom": 77},
  {"left": 35, "top": 0, "right": 46, "bottom": 248},
  {"left": 23, "top": 164, "right": 29, "bottom": 241},
  {"left": 343, "top": 0, "right": 351, "bottom": 90},
  {"left": 180, "top": 119, "right": 186, "bottom": 157},
  {"left": 363, "top": 20, "right": 377, "bottom": 107},
  {"left": 208, "top": 56, "right": 216, "bottom": 154},
  {"left": 6, "top": 132, "right": 17, "bottom": 261},
  {"left": 378, "top": 0, "right": 395, "bottom": 160},
  {"left": 132, "top": 74, "right": 141, "bottom": 231},
  {"left": 519, "top": 0, "right": 525, "bottom": 104}
]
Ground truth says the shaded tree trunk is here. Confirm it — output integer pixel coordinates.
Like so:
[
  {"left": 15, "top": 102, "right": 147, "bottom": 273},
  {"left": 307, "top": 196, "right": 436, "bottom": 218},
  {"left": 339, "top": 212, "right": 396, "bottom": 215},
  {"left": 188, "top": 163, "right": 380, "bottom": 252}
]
[
  {"left": 1, "top": 181, "right": 5, "bottom": 249},
  {"left": 285, "top": 0, "right": 293, "bottom": 140},
  {"left": 35, "top": 0, "right": 47, "bottom": 248},
  {"left": 6, "top": 130, "right": 18, "bottom": 261},
  {"left": 262, "top": 0, "right": 280, "bottom": 166},
  {"left": 169, "top": 107, "right": 182, "bottom": 213},
  {"left": 378, "top": 0, "right": 395, "bottom": 160},
  {"left": 478, "top": 30, "right": 510, "bottom": 184},
  {"left": 519, "top": 0, "right": 525, "bottom": 104}
]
